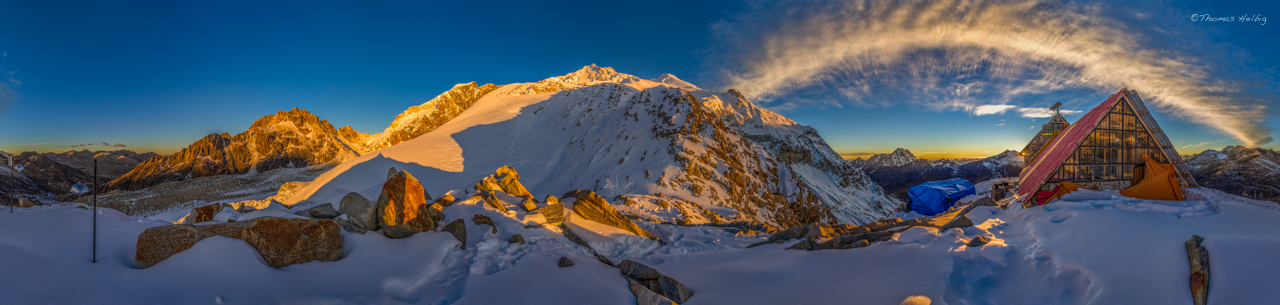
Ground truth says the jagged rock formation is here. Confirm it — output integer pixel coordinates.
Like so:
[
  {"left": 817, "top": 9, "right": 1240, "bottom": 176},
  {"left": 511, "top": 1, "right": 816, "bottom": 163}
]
[
  {"left": 1185, "top": 146, "right": 1280, "bottom": 203},
  {"left": 107, "top": 82, "right": 500, "bottom": 192},
  {"left": 361, "top": 82, "right": 501, "bottom": 152},
  {"left": 853, "top": 149, "right": 1023, "bottom": 201},
  {"left": 43, "top": 149, "right": 159, "bottom": 180},
  {"left": 106, "top": 108, "right": 364, "bottom": 191}
]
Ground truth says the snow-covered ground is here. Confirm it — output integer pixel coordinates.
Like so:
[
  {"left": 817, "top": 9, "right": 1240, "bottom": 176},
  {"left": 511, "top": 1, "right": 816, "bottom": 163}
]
[{"left": 3, "top": 185, "right": 1278, "bottom": 304}]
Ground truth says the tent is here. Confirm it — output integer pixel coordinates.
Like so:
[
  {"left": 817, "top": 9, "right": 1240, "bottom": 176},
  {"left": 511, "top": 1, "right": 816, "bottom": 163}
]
[
  {"left": 1018, "top": 88, "right": 1197, "bottom": 205},
  {"left": 909, "top": 178, "right": 976, "bottom": 216}
]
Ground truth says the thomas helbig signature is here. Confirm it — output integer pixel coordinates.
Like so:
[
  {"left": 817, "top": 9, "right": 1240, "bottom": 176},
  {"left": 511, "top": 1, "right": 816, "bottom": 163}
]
[{"left": 1191, "top": 14, "right": 1267, "bottom": 25}]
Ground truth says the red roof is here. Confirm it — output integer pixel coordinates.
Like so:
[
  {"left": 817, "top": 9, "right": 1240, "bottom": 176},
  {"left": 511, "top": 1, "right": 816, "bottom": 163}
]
[{"left": 1016, "top": 88, "right": 1127, "bottom": 199}]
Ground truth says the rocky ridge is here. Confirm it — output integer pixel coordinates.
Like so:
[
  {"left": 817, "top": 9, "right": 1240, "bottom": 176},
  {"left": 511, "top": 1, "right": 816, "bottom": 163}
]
[{"left": 1185, "top": 146, "right": 1280, "bottom": 203}]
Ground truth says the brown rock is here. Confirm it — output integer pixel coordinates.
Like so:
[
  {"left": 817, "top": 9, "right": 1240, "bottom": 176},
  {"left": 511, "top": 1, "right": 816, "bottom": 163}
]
[
  {"left": 188, "top": 203, "right": 225, "bottom": 224},
  {"left": 521, "top": 197, "right": 539, "bottom": 212},
  {"left": 442, "top": 219, "right": 466, "bottom": 248},
  {"left": 337, "top": 218, "right": 366, "bottom": 234},
  {"left": 561, "top": 190, "right": 657, "bottom": 240},
  {"left": 748, "top": 223, "right": 835, "bottom": 248},
  {"left": 618, "top": 259, "right": 692, "bottom": 303},
  {"left": 135, "top": 225, "right": 202, "bottom": 268},
  {"left": 508, "top": 234, "right": 525, "bottom": 244},
  {"left": 1187, "top": 235, "right": 1210, "bottom": 305},
  {"left": 479, "top": 191, "right": 509, "bottom": 213},
  {"left": 376, "top": 170, "right": 435, "bottom": 238},
  {"left": 381, "top": 225, "right": 417, "bottom": 239},
  {"left": 227, "top": 218, "right": 343, "bottom": 269},
  {"left": 968, "top": 236, "right": 991, "bottom": 247},
  {"left": 944, "top": 214, "right": 974, "bottom": 230},
  {"left": 473, "top": 214, "right": 497, "bottom": 234},
  {"left": 136, "top": 217, "right": 342, "bottom": 269},
  {"left": 558, "top": 256, "right": 574, "bottom": 267},
  {"left": 17, "top": 198, "right": 37, "bottom": 208}
]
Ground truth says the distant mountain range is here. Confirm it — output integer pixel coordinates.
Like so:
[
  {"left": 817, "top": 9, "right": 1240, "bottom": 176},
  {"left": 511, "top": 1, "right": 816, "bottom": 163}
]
[
  {"left": 0, "top": 151, "right": 98, "bottom": 204},
  {"left": 849, "top": 148, "right": 1024, "bottom": 202},
  {"left": 43, "top": 149, "right": 159, "bottom": 180},
  {"left": 1185, "top": 146, "right": 1280, "bottom": 203}
]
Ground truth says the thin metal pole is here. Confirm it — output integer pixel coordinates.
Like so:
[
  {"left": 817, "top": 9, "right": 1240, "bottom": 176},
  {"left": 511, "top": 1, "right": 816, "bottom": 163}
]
[{"left": 92, "top": 159, "right": 97, "bottom": 263}]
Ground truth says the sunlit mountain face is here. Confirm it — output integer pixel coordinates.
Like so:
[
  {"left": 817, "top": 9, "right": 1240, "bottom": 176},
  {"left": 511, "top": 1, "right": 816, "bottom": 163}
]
[{"left": 1, "top": 1, "right": 1279, "bottom": 304}]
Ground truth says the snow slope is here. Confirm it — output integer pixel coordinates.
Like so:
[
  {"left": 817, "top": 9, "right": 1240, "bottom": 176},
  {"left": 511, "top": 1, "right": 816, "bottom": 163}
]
[
  {"left": 5, "top": 183, "right": 1279, "bottom": 304},
  {"left": 278, "top": 66, "right": 898, "bottom": 227}
]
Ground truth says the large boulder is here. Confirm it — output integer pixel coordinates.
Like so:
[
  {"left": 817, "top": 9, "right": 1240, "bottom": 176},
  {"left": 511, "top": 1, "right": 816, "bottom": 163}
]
[
  {"left": 135, "top": 217, "right": 342, "bottom": 269},
  {"left": 376, "top": 170, "right": 436, "bottom": 238},
  {"left": 618, "top": 260, "right": 692, "bottom": 304},
  {"left": 627, "top": 277, "right": 676, "bottom": 305},
  {"left": 561, "top": 190, "right": 657, "bottom": 240},
  {"left": 294, "top": 203, "right": 339, "bottom": 219},
  {"left": 135, "top": 225, "right": 202, "bottom": 268},
  {"left": 338, "top": 192, "right": 377, "bottom": 231}
]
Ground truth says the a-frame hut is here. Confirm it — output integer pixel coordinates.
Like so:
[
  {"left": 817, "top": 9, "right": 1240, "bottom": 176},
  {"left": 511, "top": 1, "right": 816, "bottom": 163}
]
[
  {"left": 1017, "top": 88, "right": 1197, "bottom": 204},
  {"left": 1020, "top": 113, "right": 1071, "bottom": 164}
]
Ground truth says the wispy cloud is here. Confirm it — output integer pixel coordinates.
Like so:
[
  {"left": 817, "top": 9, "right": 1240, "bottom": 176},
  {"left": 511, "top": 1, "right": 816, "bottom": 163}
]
[
  {"left": 1017, "top": 108, "right": 1084, "bottom": 118},
  {"left": 973, "top": 105, "right": 1017, "bottom": 116},
  {"left": 710, "top": 0, "right": 1277, "bottom": 146},
  {"left": 1181, "top": 140, "right": 1223, "bottom": 150}
]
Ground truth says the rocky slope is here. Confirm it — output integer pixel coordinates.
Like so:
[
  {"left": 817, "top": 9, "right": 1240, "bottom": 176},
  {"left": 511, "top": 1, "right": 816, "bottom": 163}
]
[
  {"left": 1185, "top": 146, "right": 1280, "bottom": 203},
  {"left": 107, "top": 82, "right": 502, "bottom": 192},
  {"left": 105, "top": 108, "right": 364, "bottom": 191},
  {"left": 0, "top": 152, "right": 97, "bottom": 205},
  {"left": 44, "top": 149, "right": 159, "bottom": 180},
  {"left": 853, "top": 149, "right": 1023, "bottom": 201},
  {"left": 280, "top": 65, "right": 901, "bottom": 227}
]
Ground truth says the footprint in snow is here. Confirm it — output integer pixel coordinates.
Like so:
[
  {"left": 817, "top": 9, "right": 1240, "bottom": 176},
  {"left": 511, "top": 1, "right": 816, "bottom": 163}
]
[{"left": 1050, "top": 211, "right": 1074, "bottom": 223}]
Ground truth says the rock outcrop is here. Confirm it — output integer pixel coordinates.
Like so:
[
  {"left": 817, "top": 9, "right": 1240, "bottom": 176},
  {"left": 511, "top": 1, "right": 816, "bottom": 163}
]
[
  {"left": 618, "top": 260, "right": 693, "bottom": 304},
  {"left": 136, "top": 217, "right": 342, "bottom": 268},
  {"left": 558, "top": 257, "right": 574, "bottom": 267},
  {"left": 562, "top": 190, "right": 658, "bottom": 240},
  {"left": 376, "top": 170, "right": 436, "bottom": 238},
  {"left": 473, "top": 214, "right": 497, "bottom": 234},
  {"left": 42, "top": 149, "right": 159, "bottom": 180},
  {"left": 106, "top": 108, "right": 366, "bottom": 191}
]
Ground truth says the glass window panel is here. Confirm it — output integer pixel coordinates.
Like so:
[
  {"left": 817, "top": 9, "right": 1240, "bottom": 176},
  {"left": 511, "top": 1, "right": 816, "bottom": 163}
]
[
  {"left": 1092, "top": 166, "right": 1104, "bottom": 180},
  {"left": 1094, "top": 147, "right": 1106, "bottom": 163},
  {"left": 1064, "top": 165, "right": 1076, "bottom": 180},
  {"left": 1122, "top": 164, "right": 1134, "bottom": 179},
  {"left": 1125, "top": 132, "right": 1136, "bottom": 146},
  {"left": 1124, "top": 115, "right": 1136, "bottom": 130},
  {"left": 1110, "top": 114, "right": 1123, "bottom": 130},
  {"left": 1099, "top": 116, "right": 1109, "bottom": 129},
  {"left": 1111, "top": 130, "right": 1122, "bottom": 145},
  {"left": 1106, "top": 165, "right": 1118, "bottom": 180},
  {"left": 1108, "top": 148, "right": 1120, "bottom": 163}
]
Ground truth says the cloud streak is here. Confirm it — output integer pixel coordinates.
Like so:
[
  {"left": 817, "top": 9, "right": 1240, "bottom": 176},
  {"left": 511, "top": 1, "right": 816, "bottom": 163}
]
[
  {"left": 62, "top": 142, "right": 127, "bottom": 148},
  {"left": 711, "top": 0, "right": 1276, "bottom": 146}
]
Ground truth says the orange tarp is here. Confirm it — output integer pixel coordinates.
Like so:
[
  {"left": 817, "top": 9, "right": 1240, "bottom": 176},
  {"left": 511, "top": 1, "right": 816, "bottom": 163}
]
[{"left": 1119, "top": 154, "right": 1184, "bottom": 201}]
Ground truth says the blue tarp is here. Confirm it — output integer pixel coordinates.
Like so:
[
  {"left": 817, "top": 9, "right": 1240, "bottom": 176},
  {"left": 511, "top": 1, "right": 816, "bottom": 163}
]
[{"left": 909, "top": 178, "right": 976, "bottom": 216}]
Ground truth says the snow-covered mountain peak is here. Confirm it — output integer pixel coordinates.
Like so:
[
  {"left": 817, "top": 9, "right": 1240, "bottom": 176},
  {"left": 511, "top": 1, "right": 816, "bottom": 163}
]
[
  {"left": 652, "top": 73, "right": 698, "bottom": 89},
  {"left": 865, "top": 148, "right": 918, "bottom": 167},
  {"left": 548, "top": 64, "right": 643, "bottom": 85}
]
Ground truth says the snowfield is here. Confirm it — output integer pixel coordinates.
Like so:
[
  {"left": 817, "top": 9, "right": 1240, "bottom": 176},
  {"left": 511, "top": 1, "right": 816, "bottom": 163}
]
[{"left": 3, "top": 186, "right": 1279, "bottom": 304}]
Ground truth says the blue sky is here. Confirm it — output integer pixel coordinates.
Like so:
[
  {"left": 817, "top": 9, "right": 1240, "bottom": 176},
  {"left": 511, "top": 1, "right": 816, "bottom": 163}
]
[{"left": 0, "top": 0, "right": 1276, "bottom": 158}]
